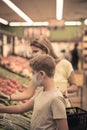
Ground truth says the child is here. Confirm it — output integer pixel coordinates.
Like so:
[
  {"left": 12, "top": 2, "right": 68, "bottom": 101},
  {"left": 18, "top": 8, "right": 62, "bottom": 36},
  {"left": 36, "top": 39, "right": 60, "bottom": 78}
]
[{"left": 0, "top": 55, "right": 69, "bottom": 130}]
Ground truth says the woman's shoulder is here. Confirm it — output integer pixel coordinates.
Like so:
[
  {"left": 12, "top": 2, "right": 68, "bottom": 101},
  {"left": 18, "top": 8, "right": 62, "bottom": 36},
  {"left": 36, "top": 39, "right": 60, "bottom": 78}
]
[
  {"left": 56, "top": 58, "right": 73, "bottom": 72},
  {"left": 56, "top": 58, "right": 72, "bottom": 66}
]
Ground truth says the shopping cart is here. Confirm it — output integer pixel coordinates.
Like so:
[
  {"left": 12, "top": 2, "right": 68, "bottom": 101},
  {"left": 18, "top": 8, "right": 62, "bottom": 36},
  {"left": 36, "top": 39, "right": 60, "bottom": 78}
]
[{"left": 66, "top": 107, "right": 87, "bottom": 130}]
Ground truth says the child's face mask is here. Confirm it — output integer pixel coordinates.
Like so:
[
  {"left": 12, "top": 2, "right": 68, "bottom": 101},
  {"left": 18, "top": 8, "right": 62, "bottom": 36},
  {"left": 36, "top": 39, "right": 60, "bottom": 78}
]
[{"left": 31, "top": 72, "right": 42, "bottom": 87}]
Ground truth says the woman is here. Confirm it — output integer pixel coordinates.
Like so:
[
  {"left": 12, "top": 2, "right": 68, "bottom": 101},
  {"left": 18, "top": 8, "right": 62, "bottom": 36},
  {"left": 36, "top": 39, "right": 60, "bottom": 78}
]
[{"left": 0, "top": 36, "right": 77, "bottom": 105}]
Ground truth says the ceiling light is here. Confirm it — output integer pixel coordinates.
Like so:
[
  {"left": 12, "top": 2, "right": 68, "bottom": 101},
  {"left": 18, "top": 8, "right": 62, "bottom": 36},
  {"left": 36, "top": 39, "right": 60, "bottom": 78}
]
[
  {"left": 9, "top": 22, "right": 49, "bottom": 26},
  {"left": 64, "top": 21, "right": 81, "bottom": 26},
  {"left": 56, "top": 0, "right": 64, "bottom": 20},
  {"left": 0, "top": 17, "right": 8, "bottom": 25},
  {"left": 2, "top": 0, "right": 33, "bottom": 23},
  {"left": 32, "top": 22, "right": 49, "bottom": 26},
  {"left": 84, "top": 19, "right": 87, "bottom": 25}
]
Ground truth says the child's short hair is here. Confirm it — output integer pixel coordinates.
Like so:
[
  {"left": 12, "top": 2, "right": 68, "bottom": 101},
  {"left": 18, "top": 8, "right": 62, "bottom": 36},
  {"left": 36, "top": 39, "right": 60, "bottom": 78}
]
[{"left": 30, "top": 54, "right": 56, "bottom": 77}]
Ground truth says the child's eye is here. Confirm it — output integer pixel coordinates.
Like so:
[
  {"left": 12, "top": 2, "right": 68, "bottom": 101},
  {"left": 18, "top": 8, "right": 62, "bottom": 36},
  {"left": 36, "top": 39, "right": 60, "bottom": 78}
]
[
  {"left": 32, "top": 71, "right": 34, "bottom": 74},
  {"left": 32, "top": 71, "right": 35, "bottom": 75}
]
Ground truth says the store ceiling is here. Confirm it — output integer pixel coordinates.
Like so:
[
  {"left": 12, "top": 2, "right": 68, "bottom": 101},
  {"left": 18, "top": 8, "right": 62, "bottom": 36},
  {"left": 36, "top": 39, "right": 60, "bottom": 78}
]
[{"left": 0, "top": 0, "right": 87, "bottom": 23}]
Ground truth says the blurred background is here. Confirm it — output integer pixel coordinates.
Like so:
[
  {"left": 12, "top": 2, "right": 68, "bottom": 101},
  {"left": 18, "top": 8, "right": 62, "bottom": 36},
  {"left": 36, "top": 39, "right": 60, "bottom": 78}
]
[{"left": 0, "top": 0, "right": 87, "bottom": 112}]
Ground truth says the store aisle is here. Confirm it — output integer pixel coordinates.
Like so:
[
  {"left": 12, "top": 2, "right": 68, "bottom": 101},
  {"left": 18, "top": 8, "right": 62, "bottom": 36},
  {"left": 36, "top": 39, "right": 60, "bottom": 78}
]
[
  {"left": 69, "top": 71, "right": 87, "bottom": 111},
  {"left": 82, "top": 84, "right": 87, "bottom": 110}
]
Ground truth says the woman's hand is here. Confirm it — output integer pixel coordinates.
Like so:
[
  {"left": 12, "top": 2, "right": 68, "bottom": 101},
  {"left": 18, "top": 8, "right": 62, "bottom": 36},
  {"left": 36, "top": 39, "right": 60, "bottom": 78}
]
[{"left": 62, "top": 89, "right": 68, "bottom": 98}]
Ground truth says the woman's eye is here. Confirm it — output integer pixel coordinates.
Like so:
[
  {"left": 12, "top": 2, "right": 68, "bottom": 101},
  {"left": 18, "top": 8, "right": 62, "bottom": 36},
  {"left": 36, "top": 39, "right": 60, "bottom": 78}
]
[{"left": 33, "top": 51, "right": 39, "bottom": 53}]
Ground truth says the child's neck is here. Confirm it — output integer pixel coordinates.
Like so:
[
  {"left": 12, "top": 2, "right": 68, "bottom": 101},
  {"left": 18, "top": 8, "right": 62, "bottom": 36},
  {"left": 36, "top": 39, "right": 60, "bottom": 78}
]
[{"left": 43, "top": 78, "right": 56, "bottom": 91}]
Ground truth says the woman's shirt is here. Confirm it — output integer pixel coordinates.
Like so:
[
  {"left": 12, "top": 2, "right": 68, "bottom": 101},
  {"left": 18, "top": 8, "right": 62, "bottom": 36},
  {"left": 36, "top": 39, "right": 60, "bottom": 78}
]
[{"left": 54, "top": 59, "right": 73, "bottom": 91}]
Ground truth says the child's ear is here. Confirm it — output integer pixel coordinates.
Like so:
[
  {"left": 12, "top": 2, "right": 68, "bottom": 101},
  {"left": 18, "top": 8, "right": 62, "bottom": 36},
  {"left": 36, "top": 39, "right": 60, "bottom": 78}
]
[{"left": 39, "top": 71, "right": 46, "bottom": 78}]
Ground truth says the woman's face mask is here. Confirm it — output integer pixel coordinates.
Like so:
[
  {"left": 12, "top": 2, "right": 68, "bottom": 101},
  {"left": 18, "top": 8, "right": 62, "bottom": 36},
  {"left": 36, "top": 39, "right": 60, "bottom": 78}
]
[
  {"left": 32, "top": 51, "right": 42, "bottom": 58},
  {"left": 31, "top": 46, "right": 42, "bottom": 58},
  {"left": 31, "top": 46, "right": 46, "bottom": 58}
]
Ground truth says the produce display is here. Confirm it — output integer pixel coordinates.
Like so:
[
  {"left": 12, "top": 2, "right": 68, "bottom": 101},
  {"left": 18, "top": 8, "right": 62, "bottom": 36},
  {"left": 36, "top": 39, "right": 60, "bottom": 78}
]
[
  {"left": 0, "top": 70, "right": 32, "bottom": 130},
  {"left": 0, "top": 55, "right": 32, "bottom": 78},
  {"left": 0, "top": 74, "right": 28, "bottom": 103},
  {"left": 0, "top": 113, "right": 30, "bottom": 130}
]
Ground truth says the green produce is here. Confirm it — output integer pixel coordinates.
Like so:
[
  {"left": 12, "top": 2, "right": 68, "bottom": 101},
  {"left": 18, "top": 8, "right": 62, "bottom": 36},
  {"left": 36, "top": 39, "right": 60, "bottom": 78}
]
[{"left": 0, "top": 113, "right": 30, "bottom": 130}]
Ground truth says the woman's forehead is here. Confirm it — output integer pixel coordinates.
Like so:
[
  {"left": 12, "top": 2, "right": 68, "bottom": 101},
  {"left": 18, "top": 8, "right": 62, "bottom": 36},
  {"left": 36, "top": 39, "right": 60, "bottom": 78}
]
[{"left": 31, "top": 46, "right": 42, "bottom": 52}]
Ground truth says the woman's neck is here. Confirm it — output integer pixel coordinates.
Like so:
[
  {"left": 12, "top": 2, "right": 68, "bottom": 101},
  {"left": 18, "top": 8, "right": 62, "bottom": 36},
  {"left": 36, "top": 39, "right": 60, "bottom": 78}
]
[{"left": 55, "top": 58, "right": 61, "bottom": 64}]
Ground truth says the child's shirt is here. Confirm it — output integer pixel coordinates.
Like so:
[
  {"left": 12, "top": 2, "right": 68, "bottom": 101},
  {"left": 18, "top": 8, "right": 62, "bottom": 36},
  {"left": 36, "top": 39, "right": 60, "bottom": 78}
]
[{"left": 31, "top": 87, "right": 67, "bottom": 130}]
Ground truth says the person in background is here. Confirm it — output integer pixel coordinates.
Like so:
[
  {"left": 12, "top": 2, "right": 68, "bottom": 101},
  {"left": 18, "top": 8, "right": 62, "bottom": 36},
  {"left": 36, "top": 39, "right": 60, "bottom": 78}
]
[
  {"left": 71, "top": 42, "right": 79, "bottom": 70},
  {"left": 0, "top": 55, "right": 69, "bottom": 130},
  {"left": 0, "top": 35, "right": 77, "bottom": 107}
]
